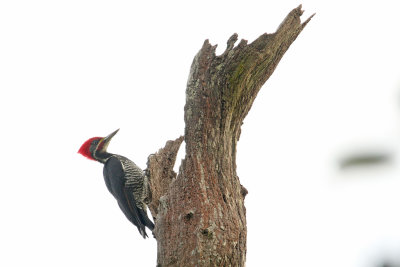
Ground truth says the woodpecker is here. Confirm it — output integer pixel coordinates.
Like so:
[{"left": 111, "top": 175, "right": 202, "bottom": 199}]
[{"left": 78, "top": 129, "right": 154, "bottom": 238}]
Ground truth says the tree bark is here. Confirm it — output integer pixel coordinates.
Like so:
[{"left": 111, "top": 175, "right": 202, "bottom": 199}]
[{"left": 145, "top": 5, "right": 313, "bottom": 267}]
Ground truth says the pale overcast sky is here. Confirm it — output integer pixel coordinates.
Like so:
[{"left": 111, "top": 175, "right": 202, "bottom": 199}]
[{"left": 1, "top": 1, "right": 400, "bottom": 266}]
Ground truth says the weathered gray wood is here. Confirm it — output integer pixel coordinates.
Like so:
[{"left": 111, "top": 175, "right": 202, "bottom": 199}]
[{"left": 146, "top": 5, "right": 313, "bottom": 266}]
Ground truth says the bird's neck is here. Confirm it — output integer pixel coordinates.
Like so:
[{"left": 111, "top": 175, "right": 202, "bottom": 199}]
[{"left": 94, "top": 151, "right": 114, "bottom": 164}]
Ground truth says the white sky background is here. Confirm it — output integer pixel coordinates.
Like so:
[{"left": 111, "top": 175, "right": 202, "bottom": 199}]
[{"left": 1, "top": 0, "right": 400, "bottom": 266}]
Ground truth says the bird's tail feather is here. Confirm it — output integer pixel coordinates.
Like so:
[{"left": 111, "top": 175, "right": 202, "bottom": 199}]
[
  {"left": 138, "top": 226, "right": 148, "bottom": 239},
  {"left": 138, "top": 208, "right": 155, "bottom": 231}
]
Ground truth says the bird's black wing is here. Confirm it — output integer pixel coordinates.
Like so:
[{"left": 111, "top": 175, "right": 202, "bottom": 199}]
[
  {"left": 123, "top": 181, "right": 149, "bottom": 238},
  {"left": 119, "top": 156, "right": 154, "bottom": 236},
  {"left": 103, "top": 156, "right": 147, "bottom": 238}
]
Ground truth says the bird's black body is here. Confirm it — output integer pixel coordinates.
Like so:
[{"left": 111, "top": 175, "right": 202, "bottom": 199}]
[
  {"left": 78, "top": 129, "right": 154, "bottom": 239},
  {"left": 103, "top": 155, "right": 154, "bottom": 238}
]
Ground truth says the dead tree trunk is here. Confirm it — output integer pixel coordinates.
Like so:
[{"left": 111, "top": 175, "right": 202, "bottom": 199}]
[{"left": 145, "top": 6, "right": 313, "bottom": 267}]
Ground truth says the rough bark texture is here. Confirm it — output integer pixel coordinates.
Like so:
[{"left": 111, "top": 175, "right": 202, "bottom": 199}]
[{"left": 145, "top": 5, "right": 313, "bottom": 267}]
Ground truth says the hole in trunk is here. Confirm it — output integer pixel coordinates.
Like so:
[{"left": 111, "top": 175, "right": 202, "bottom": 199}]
[{"left": 184, "top": 211, "right": 194, "bottom": 222}]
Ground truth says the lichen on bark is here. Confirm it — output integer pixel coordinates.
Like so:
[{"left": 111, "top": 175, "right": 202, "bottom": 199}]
[{"left": 145, "top": 5, "right": 313, "bottom": 266}]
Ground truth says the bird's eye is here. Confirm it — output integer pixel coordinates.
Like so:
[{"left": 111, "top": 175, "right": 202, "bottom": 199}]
[{"left": 92, "top": 140, "right": 99, "bottom": 145}]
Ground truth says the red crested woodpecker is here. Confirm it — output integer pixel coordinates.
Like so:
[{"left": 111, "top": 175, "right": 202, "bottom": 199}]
[{"left": 78, "top": 129, "right": 154, "bottom": 238}]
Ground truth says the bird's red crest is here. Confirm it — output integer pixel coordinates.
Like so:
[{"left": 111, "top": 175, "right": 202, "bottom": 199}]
[{"left": 78, "top": 137, "right": 102, "bottom": 160}]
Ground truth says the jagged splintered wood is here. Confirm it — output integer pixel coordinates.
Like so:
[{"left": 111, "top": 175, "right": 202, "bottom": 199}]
[{"left": 145, "top": 5, "right": 313, "bottom": 267}]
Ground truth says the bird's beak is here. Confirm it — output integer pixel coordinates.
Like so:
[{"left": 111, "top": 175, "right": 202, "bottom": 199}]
[{"left": 99, "top": 129, "right": 119, "bottom": 152}]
